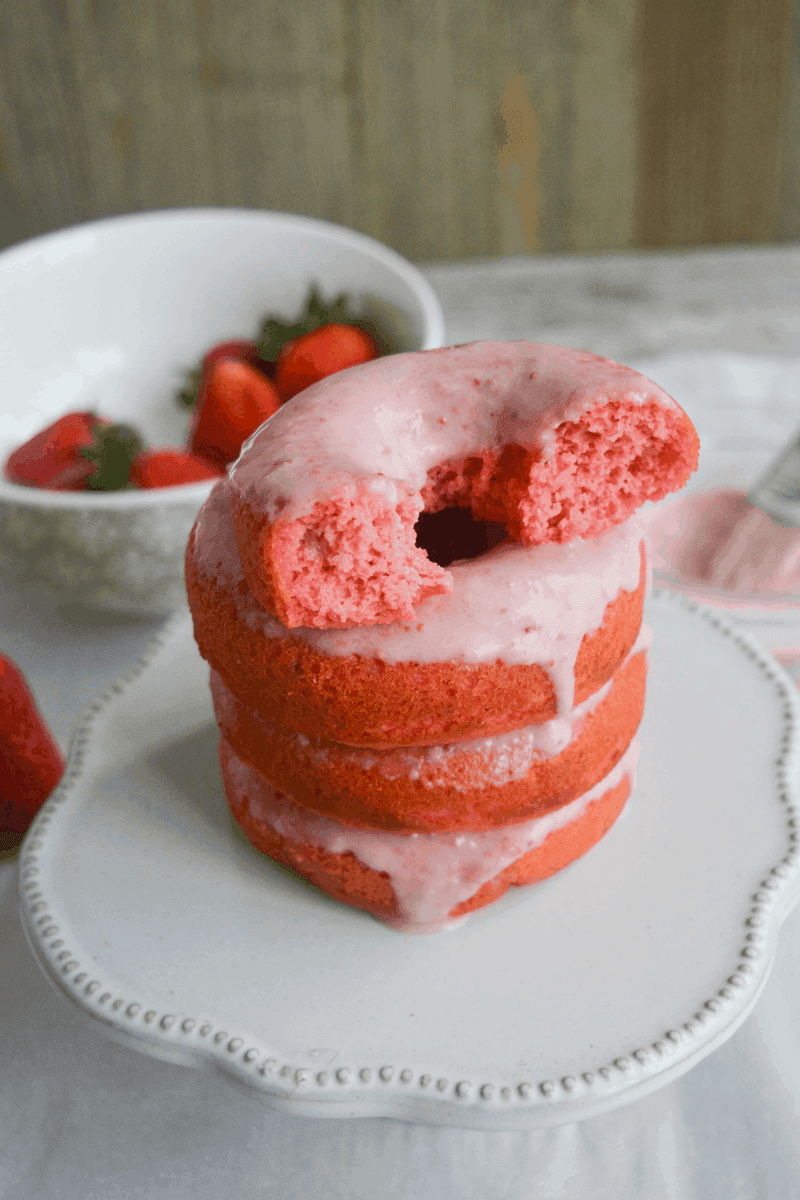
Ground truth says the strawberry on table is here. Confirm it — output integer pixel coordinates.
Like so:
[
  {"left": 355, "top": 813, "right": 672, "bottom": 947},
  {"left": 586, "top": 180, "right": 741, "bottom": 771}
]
[
  {"left": 0, "top": 654, "right": 64, "bottom": 836},
  {"left": 130, "top": 447, "right": 223, "bottom": 488},
  {"left": 274, "top": 323, "right": 378, "bottom": 401},
  {"left": 188, "top": 356, "right": 281, "bottom": 471}
]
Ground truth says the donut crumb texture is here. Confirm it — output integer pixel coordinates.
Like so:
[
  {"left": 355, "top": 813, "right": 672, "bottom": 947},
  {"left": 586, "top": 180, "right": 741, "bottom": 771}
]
[
  {"left": 423, "top": 399, "right": 696, "bottom": 545},
  {"left": 233, "top": 397, "right": 695, "bottom": 630},
  {"left": 235, "top": 489, "right": 452, "bottom": 630}
]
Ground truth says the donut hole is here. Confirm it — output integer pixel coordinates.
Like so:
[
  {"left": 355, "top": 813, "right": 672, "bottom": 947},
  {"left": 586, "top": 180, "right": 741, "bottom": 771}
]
[{"left": 414, "top": 507, "right": 507, "bottom": 568}]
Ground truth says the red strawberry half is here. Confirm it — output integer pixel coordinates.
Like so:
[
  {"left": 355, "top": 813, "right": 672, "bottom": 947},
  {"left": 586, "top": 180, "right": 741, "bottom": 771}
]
[
  {"left": 4, "top": 412, "right": 145, "bottom": 491},
  {"left": 130, "top": 448, "right": 223, "bottom": 488},
  {"left": 4, "top": 411, "right": 107, "bottom": 489},
  {"left": 188, "top": 356, "right": 281, "bottom": 471},
  {"left": 177, "top": 339, "right": 272, "bottom": 409}
]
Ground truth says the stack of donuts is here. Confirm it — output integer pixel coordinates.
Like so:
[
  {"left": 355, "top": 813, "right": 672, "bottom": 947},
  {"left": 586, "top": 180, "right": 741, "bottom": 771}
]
[{"left": 185, "top": 341, "right": 698, "bottom": 932}]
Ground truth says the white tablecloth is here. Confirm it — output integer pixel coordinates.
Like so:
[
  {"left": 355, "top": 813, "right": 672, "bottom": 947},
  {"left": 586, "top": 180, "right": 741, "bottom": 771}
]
[{"left": 4, "top": 245, "right": 800, "bottom": 1198}]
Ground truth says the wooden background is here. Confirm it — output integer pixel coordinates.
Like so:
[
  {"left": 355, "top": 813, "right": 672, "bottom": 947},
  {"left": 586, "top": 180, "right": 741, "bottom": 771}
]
[{"left": 0, "top": 0, "right": 796, "bottom": 262}]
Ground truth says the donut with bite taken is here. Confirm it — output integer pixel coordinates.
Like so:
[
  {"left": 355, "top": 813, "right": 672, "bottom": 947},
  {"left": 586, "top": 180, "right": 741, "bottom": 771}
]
[
  {"left": 228, "top": 340, "right": 698, "bottom": 631},
  {"left": 186, "top": 479, "right": 649, "bottom": 747}
]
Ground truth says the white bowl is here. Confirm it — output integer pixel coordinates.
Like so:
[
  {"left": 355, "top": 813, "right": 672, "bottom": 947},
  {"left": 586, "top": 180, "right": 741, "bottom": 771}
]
[{"left": 0, "top": 208, "right": 445, "bottom": 615}]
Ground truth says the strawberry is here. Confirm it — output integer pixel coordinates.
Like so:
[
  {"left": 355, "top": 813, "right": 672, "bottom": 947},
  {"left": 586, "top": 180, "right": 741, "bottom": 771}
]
[
  {"left": 4, "top": 411, "right": 107, "bottom": 489},
  {"left": 255, "top": 288, "right": 391, "bottom": 363},
  {"left": 274, "top": 323, "right": 378, "bottom": 401},
  {"left": 4, "top": 412, "right": 145, "bottom": 491},
  {"left": 188, "top": 356, "right": 281, "bottom": 471},
  {"left": 202, "top": 339, "right": 265, "bottom": 372},
  {"left": 130, "top": 447, "right": 223, "bottom": 488},
  {"left": 177, "top": 292, "right": 394, "bottom": 411},
  {"left": 177, "top": 339, "right": 270, "bottom": 409},
  {"left": 0, "top": 653, "right": 64, "bottom": 835}
]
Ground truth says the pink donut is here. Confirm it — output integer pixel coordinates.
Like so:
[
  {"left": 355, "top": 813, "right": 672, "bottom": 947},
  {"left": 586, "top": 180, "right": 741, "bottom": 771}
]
[
  {"left": 229, "top": 340, "right": 698, "bottom": 630},
  {"left": 186, "top": 478, "right": 648, "bottom": 747},
  {"left": 209, "top": 648, "right": 647, "bottom": 832}
]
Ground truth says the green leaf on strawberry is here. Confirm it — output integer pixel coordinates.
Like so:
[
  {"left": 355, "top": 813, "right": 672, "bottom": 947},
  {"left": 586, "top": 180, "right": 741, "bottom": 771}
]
[
  {"left": 177, "top": 365, "right": 203, "bottom": 410},
  {"left": 176, "top": 289, "right": 397, "bottom": 410},
  {"left": 81, "top": 423, "right": 146, "bottom": 491}
]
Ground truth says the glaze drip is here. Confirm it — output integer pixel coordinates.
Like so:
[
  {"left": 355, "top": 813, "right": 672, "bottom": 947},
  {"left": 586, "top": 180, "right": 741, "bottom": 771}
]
[{"left": 233, "top": 738, "right": 639, "bottom": 933}]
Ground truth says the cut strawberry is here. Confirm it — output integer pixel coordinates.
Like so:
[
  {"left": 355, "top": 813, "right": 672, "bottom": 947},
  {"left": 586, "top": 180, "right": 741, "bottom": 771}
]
[
  {"left": 274, "top": 323, "right": 378, "bottom": 401},
  {"left": 130, "top": 447, "right": 223, "bottom": 488},
  {"left": 4, "top": 411, "right": 108, "bottom": 488},
  {"left": 40, "top": 456, "right": 103, "bottom": 492},
  {"left": 0, "top": 654, "right": 64, "bottom": 835},
  {"left": 4, "top": 412, "right": 145, "bottom": 491},
  {"left": 188, "top": 356, "right": 281, "bottom": 471},
  {"left": 203, "top": 339, "right": 263, "bottom": 370},
  {"left": 177, "top": 338, "right": 270, "bottom": 409}
]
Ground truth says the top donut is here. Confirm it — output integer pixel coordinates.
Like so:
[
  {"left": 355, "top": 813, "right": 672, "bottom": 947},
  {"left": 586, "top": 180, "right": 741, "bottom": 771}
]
[{"left": 229, "top": 340, "right": 698, "bottom": 629}]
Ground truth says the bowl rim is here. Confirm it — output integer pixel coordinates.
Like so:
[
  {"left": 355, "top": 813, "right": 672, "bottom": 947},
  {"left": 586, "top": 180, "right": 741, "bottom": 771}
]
[
  {"left": 0, "top": 207, "right": 446, "bottom": 510},
  {"left": 0, "top": 206, "right": 446, "bottom": 345},
  {"left": 0, "top": 475, "right": 220, "bottom": 509}
]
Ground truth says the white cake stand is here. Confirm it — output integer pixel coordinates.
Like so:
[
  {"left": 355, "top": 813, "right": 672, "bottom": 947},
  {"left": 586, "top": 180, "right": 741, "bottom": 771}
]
[{"left": 17, "top": 590, "right": 800, "bottom": 1130}]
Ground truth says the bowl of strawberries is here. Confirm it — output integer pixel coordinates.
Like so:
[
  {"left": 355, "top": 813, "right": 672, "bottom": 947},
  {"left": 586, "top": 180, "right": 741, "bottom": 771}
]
[{"left": 0, "top": 208, "right": 444, "bottom": 614}]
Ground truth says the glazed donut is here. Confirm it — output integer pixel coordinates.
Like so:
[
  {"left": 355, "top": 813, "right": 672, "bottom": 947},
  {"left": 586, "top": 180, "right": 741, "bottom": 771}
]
[
  {"left": 228, "top": 341, "right": 698, "bottom": 630},
  {"left": 210, "top": 641, "right": 648, "bottom": 832},
  {"left": 186, "top": 480, "right": 648, "bottom": 747},
  {"left": 220, "top": 735, "right": 637, "bottom": 932}
]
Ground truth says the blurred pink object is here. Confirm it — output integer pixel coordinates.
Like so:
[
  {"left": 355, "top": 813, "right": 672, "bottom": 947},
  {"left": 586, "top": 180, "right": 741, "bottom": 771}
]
[
  {"left": 703, "top": 498, "right": 800, "bottom": 592},
  {"left": 649, "top": 429, "right": 800, "bottom": 599},
  {"left": 648, "top": 488, "right": 800, "bottom": 600},
  {"left": 704, "top": 432, "right": 800, "bottom": 590}
]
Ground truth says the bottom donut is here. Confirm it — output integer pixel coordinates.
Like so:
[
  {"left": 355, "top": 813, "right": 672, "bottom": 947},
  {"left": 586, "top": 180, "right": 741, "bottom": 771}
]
[{"left": 220, "top": 735, "right": 638, "bottom": 933}]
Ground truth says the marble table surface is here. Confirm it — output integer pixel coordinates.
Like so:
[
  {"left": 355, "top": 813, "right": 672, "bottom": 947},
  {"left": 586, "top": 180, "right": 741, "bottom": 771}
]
[
  {"left": 4, "top": 242, "right": 800, "bottom": 1199},
  {"left": 425, "top": 242, "right": 800, "bottom": 360}
]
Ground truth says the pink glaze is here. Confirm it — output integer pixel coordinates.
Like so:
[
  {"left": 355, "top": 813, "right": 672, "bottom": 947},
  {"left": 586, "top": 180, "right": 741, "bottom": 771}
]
[
  {"left": 231, "top": 342, "right": 681, "bottom": 520},
  {"left": 210, "top": 624, "right": 650, "bottom": 792},
  {"left": 228, "top": 340, "right": 695, "bottom": 628},
  {"left": 192, "top": 479, "right": 647, "bottom": 714},
  {"left": 227, "top": 736, "right": 639, "bottom": 933},
  {"left": 648, "top": 488, "right": 800, "bottom": 599}
]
